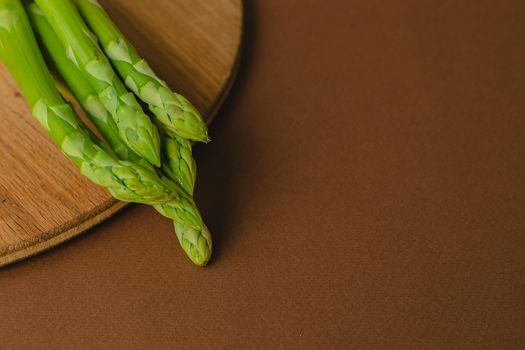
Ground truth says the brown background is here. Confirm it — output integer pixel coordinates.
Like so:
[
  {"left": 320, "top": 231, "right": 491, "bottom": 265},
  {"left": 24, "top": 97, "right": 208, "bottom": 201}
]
[{"left": 1, "top": 0, "right": 525, "bottom": 348}]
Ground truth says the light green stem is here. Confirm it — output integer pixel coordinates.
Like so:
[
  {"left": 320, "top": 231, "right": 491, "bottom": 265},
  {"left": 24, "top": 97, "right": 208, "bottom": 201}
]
[{"left": 35, "top": 0, "right": 162, "bottom": 166}]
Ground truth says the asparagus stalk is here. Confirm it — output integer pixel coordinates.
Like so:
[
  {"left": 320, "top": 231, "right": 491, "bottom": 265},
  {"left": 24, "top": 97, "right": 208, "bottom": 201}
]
[
  {"left": 27, "top": 2, "right": 211, "bottom": 265},
  {"left": 26, "top": 2, "right": 131, "bottom": 161},
  {"left": 29, "top": 3, "right": 192, "bottom": 185},
  {"left": 34, "top": 0, "right": 162, "bottom": 167},
  {"left": 0, "top": 0, "right": 170, "bottom": 204},
  {"left": 0, "top": 0, "right": 211, "bottom": 265},
  {"left": 156, "top": 185, "right": 212, "bottom": 266},
  {"left": 75, "top": 0, "right": 209, "bottom": 143}
]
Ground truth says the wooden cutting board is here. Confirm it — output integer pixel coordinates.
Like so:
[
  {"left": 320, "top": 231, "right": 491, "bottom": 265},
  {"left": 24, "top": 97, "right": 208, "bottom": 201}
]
[{"left": 0, "top": 0, "right": 242, "bottom": 266}]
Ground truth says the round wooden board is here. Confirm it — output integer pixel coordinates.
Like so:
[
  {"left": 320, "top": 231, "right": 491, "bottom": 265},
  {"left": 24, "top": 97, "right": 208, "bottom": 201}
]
[{"left": 0, "top": 0, "right": 243, "bottom": 267}]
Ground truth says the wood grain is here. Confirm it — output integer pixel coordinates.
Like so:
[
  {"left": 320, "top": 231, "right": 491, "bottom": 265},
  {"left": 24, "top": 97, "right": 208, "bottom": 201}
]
[{"left": 0, "top": 0, "right": 242, "bottom": 267}]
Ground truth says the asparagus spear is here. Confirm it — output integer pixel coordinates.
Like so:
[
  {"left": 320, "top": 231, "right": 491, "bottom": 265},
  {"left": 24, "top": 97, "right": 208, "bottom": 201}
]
[
  {"left": 26, "top": 2, "right": 131, "bottom": 161},
  {"left": 34, "top": 0, "right": 162, "bottom": 167},
  {"left": 0, "top": 0, "right": 211, "bottom": 266},
  {"left": 30, "top": 3, "right": 196, "bottom": 193},
  {"left": 0, "top": 0, "right": 169, "bottom": 204},
  {"left": 75, "top": 0, "right": 209, "bottom": 143},
  {"left": 156, "top": 185, "right": 212, "bottom": 266},
  {"left": 27, "top": 2, "right": 211, "bottom": 265}
]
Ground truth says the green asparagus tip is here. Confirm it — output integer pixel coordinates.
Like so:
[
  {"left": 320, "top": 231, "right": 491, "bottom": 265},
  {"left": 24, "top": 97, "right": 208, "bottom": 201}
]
[{"left": 174, "top": 222, "right": 212, "bottom": 266}]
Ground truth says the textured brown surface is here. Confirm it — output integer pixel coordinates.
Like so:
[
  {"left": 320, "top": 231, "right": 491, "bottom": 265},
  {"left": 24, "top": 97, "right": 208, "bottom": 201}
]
[
  {"left": 1, "top": 0, "right": 525, "bottom": 348},
  {"left": 0, "top": 0, "right": 242, "bottom": 266}
]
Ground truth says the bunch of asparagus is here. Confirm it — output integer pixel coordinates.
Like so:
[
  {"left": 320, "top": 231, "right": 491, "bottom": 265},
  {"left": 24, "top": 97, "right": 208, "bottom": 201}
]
[{"left": 0, "top": 0, "right": 212, "bottom": 266}]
